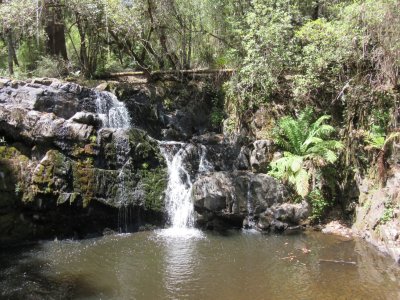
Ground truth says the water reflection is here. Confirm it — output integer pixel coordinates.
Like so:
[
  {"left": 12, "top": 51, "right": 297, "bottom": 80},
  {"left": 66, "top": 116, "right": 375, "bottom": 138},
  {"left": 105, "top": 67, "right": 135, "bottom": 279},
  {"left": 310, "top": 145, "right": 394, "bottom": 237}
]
[
  {"left": 164, "top": 237, "right": 198, "bottom": 297},
  {"left": 0, "top": 231, "right": 399, "bottom": 300},
  {"left": 155, "top": 228, "right": 205, "bottom": 298}
]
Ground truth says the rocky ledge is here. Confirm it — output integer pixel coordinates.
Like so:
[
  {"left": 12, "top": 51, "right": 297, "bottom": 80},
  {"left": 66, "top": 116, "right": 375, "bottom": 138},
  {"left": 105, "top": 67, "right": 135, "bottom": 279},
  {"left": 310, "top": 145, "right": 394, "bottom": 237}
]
[
  {"left": 193, "top": 171, "right": 309, "bottom": 231},
  {"left": 0, "top": 77, "right": 310, "bottom": 244},
  {"left": 0, "top": 78, "right": 166, "bottom": 243}
]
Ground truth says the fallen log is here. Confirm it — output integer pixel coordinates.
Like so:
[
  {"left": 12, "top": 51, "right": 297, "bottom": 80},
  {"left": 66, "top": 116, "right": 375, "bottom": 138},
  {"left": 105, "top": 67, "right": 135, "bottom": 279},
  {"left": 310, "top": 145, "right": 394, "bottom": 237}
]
[
  {"left": 107, "top": 68, "right": 235, "bottom": 78},
  {"left": 319, "top": 259, "right": 356, "bottom": 265}
]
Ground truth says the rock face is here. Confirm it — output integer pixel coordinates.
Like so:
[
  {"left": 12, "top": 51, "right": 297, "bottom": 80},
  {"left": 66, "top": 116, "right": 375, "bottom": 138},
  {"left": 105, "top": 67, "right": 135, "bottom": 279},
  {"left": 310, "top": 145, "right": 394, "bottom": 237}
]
[
  {"left": 192, "top": 171, "right": 302, "bottom": 230},
  {"left": 116, "top": 80, "right": 222, "bottom": 140},
  {"left": 0, "top": 79, "right": 167, "bottom": 243},
  {"left": 0, "top": 77, "right": 309, "bottom": 244},
  {"left": 250, "top": 140, "right": 274, "bottom": 172},
  {"left": 352, "top": 167, "right": 400, "bottom": 263}
]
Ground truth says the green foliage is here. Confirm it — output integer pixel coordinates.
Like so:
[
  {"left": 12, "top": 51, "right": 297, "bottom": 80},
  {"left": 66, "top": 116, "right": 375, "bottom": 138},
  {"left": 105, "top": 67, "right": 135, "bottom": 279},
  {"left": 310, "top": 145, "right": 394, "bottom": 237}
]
[
  {"left": 89, "top": 135, "right": 97, "bottom": 144},
  {"left": 269, "top": 153, "right": 310, "bottom": 197},
  {"left": 34, "top": 56, "right": 68, "bottom": 78},
  {"left": 16, "top": 40, "right": 43, "bottom": 72},
  {"left": 269, "top": 108, "right": 343, "bottom": 197},
  {"left": 231, "top": 0, "right": 298, "bottom": 108},
  {"left": 364, "top": 126, "right": 400, "bottom": 152},
  {"left": 380, "top": 207, "right": 394, "bottom": 224},
  {"left": 14, "top": 182, "right": 22, "bottom": 195},
  {"left": 307, "top": 188, "right": 330, "bottom": 221},
  {"left": 210, "top": 108, "right": 224, "bottom": 129},
  {"left": 293, "top": 18, "right": 354, "bottom": 102},
  {"left": 140, "top": 167, "right": 167, "bottom": 212}
]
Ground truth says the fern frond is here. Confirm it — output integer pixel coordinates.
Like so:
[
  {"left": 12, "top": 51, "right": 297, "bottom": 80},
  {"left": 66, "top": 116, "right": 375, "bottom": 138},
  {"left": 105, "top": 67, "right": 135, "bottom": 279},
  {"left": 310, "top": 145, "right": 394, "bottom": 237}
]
[{"left": 295, "top": 168, "right": 310, "bottom": 198}]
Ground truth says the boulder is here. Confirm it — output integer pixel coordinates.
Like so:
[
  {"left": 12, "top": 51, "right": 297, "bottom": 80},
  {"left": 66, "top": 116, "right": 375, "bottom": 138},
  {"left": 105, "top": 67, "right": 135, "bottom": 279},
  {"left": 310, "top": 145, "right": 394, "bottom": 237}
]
[
  {"left": 258, "top": 201, "right": 310, "bottom": 231},
  {"left": 250, "top": 139, "right": 273, "bottom": 172},
  {"left": 70, "top": 112, "right": 102, "bottom": 127},
  {"left": 193, "top": 170, "right": 292, "bottom": 230},
  {"left": 0, "top": 79, "right": 167, "bottom": 244}
]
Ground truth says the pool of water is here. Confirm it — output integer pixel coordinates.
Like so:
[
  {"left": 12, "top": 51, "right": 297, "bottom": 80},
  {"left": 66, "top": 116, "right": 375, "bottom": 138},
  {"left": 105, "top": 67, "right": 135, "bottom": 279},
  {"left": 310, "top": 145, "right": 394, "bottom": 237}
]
[{"left": 1, "top": 230, "right": 399, "bottom": 299}]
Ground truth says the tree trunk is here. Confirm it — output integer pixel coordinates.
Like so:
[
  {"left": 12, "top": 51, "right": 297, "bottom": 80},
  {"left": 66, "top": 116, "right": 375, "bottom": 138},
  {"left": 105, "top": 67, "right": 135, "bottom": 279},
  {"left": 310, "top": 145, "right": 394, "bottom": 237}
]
[
  {"left": 312, "top": 1, "right": 320, "bottom": 20},
  {"left": 6, "top": 30, "right": 14, "bottom": 75},
  {"left": 187, "top": 23, "right": 192, "bottom": 69},
  {"left": 44, "top": 0, "right": 68, "bottom": 60},
  {"left": 75, "top": 13, "right": 90, "bottom": 76},
  {"left": 159, "top": 26, "right": 179, "bottom": 69}
]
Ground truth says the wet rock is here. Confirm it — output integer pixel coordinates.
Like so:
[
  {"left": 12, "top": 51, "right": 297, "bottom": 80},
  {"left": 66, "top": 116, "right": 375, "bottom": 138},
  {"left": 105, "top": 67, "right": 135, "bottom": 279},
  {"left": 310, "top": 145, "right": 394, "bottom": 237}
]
[
  {"left": 258, "top": 201, "right": 310, "bottom": 231},
  {"left": 70, "top": 112, "right": 102, "bottom": 127},
  {"left": 0, "top": 78, "right": 10, "bottom": 88},
  {"left": 96, "top": 82, "right": 109, "bottom": 91},
  {"left": 352, "top": 169, "right": 400, "bottom": 263},
  {"left": 322, "top": 221, "right": 353, "bottom": 239},
  {"left": 193, "top": 171, "right": 292, "bottom": 230},
  {"left": 191, "top": 133, "right": 225, "bottom": 145},
  {"left": 235, "top": 146, "right": 250, "bottom": 170},
  {"left": 0, "top": 79, "right": 168, "bottom": 244},
  {"left": 250, "top": 139, "right": 273, "bottom": 172}
]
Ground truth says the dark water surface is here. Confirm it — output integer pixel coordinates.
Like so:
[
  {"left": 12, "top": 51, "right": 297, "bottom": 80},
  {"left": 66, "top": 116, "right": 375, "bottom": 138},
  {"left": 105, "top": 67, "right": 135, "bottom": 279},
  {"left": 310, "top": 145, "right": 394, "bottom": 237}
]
[{"left": 1, "top": 230, "right": 399, "bottom": 300}]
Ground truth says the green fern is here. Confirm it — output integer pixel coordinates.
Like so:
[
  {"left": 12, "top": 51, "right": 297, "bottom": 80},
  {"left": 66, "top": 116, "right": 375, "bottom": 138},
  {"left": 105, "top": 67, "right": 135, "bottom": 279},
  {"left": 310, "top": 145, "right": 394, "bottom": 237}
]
[
  {"left": 269, "top": 108, "right": 343, "bottom": 197},
  {"left": 364, "top": 126, "right": 400, "bottom": 151}
]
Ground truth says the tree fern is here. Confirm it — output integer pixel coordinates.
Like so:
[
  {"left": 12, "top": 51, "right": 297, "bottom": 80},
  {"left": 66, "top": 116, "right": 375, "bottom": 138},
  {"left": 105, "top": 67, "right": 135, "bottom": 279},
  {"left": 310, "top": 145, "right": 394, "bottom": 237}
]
[{"left": 269, "top": 108, "right": 343, "bottom": 198}]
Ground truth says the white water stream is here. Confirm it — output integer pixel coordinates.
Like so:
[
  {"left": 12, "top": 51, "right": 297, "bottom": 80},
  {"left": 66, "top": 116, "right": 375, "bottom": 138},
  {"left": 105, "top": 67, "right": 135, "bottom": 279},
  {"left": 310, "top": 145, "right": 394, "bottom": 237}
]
[
  {"left": 95, "top": 90, "right": 131, "bottom": 129},
  {"left": 158, "top": 142, "right": 207, "bottom": 238},
  {"left": 94, "top": 90, "right": 132, "bottom": 232},
  {"left": 94, "top": 90, "right": 206, "bottom": 237}
]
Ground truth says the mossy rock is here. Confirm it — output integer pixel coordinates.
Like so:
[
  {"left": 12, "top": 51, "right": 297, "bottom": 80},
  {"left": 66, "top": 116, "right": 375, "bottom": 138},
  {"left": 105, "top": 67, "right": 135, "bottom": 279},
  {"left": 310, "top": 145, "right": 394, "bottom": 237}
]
[
  {"left": 31, "top": 150, "right": 72, "bottom": 196},
  {"left": 128, "top": 128, "right": 164, "bottom": 166},
  {"left": 0, "top": 146, "right": 19, "bottom": 159},
  {"left": 138, "top": 167, "right": 167, "bottom": 213},
  {"left": 72, "top": 159, "right": 96, "bottom": 207}
]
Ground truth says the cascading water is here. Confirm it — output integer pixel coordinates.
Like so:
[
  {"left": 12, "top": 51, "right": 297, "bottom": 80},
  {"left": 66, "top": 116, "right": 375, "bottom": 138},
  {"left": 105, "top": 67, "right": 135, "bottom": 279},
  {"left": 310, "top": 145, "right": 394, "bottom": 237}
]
[
  {"left": 95, "top": 90, "right": 131, "bottom": 129},
  {"left": 160, "top": 142, "right": 194, "bottom": 228},
  {"left": 245, "top": 179, "right": 256, "bottom": 230},
  {"left": 158, "top": 142, "right": 205, "bottom": 238},
  {"left": 198, "top": 145, "right": 213, "bottom": 173},
  {"left": 94, "top": 90, "right": 132, "bottom": 232}
]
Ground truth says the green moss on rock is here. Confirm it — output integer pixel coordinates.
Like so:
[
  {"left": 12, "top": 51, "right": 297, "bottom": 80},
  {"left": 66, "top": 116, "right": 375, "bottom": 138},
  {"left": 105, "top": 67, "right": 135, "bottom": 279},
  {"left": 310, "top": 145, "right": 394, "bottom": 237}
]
[
  {"left": 139, "top": 167, "right": 167, "bottom": 212},
  {"left": 0, "top": 146, "right": 19, "bottom": 159},
  {"left": 129, "top": 128, "right": 163, "bottom": 164},
  {"left": 72, "top": 158, "right": 96, "bottom": 207},
  {"left": 31, "top": 150, "right": 71, "bottom": 196}
]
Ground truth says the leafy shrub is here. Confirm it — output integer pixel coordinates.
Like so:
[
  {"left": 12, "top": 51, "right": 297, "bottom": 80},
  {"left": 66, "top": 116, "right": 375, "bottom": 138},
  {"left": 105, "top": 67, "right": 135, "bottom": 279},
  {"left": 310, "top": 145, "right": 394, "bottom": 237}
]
[
  {"left": 307, "top": 188, "right": 330, "bottom": 221},
  {"left": 34, "top": 56, "right": 69, "bottom": 78}
]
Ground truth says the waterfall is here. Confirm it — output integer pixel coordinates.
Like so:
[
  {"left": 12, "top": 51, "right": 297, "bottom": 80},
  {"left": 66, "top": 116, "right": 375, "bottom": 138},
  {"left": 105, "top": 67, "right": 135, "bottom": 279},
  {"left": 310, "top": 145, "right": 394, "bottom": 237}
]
[
  {"left": 159, "top": 142, "right": 194, "bottom": 228},
  {"left": 198, "top": 145, "right": 213, "bottom": 173},
  {"left": 158, "top": 142, "right": 205, "bottom": 238},
  {"left": 95, "top": 90, "right": 131, "bottom": 129},
  {"left": 245, "top": 179, "right": 256, "bottom": 229},
  {"left": 94, "top": 90, "right": 132, "bottom": 232}
]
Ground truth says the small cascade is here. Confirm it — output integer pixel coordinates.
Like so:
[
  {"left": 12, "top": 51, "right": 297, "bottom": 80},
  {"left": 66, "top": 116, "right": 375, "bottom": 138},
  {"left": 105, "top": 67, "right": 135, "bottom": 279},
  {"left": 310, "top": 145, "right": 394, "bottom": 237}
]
[
  {"left": 94, "top": 90, "right": 131, "bottom": 129},
  {"left": 118, "top": 205, "right": 133, "bottom": 233},
  {"left": 245, "top": 179, "right": 256, "bottom": 229},
  {"left": 160, "top": 142, "right": 194, "bottom": 229},
  {"left": 94, "top": 90, "right": 132, "bottom": 232},
  {"left": 157, "top": 142, "right": 207, "bottom": 239},
  {"left": 112, "top": 129, "right": 131, "bottom": 167},
  {"left": 198, "top": 145, "right": 213, "bottom": 173}
]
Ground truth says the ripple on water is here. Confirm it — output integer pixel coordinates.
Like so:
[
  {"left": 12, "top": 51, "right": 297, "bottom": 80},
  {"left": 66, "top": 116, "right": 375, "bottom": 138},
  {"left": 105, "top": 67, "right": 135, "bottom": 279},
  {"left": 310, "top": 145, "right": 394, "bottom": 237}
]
[
  {"left": 154, "top": 228, "right": 206, "bottom": 240},
  {"left": 1, "top": 231, "right": 400, "bottom": 300}
]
